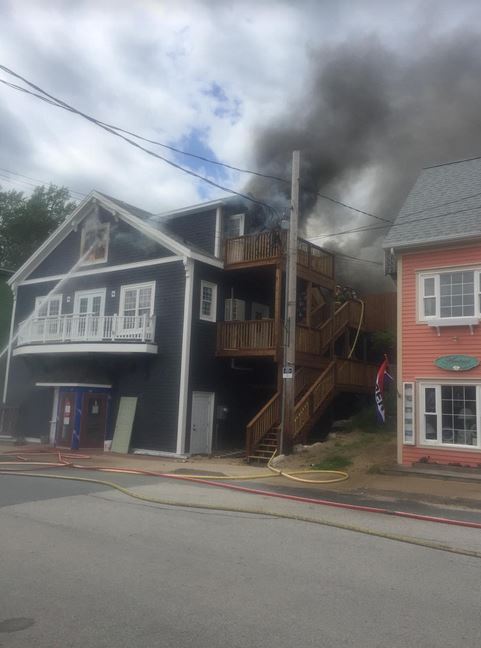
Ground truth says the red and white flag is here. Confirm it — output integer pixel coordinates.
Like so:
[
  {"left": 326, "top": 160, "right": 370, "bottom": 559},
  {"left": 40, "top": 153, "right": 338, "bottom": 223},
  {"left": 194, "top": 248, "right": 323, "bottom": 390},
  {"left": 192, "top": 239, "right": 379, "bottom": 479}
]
[{"left": 375, "top": 356, "right": 392, "bottom": 423}]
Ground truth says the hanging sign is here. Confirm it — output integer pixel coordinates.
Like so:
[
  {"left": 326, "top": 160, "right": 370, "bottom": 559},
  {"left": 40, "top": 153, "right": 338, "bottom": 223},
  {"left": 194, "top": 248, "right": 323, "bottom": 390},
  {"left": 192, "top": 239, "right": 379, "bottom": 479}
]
[{"left": 434, "top": 355, "right": 479, "bottom": 372}]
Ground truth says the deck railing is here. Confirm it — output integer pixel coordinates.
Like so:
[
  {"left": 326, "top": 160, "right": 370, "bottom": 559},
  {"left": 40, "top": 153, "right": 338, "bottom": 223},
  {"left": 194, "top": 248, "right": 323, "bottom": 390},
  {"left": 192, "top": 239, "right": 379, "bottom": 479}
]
[
  {"left": 17, "top": 314, "right": 157, "bottom": 345},
  {"left": 224, "top": 231, "right": 334, "bottom": 279},
  {"left": 216, "top": 319, "right": 276, "bottom": 353}
]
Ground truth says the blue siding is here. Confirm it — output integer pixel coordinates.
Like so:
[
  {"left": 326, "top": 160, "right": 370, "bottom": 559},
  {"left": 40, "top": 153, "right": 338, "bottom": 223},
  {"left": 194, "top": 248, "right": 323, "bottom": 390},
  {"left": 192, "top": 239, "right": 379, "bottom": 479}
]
[
  {"left": 30, "top": 208, "right": 173, "bottom": 279},
  {"left": 164, "top": 209, "right": 216, "bottom": 255},
  {"left": 8, "top": 261, "right": 186, "bottom": 452}
]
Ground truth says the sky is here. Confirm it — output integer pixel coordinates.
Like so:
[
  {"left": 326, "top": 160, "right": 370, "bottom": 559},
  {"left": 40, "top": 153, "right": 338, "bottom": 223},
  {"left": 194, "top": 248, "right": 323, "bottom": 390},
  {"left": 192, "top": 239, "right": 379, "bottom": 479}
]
[{"left": 1, "top": 0, "right": 481, "bottom": 272}]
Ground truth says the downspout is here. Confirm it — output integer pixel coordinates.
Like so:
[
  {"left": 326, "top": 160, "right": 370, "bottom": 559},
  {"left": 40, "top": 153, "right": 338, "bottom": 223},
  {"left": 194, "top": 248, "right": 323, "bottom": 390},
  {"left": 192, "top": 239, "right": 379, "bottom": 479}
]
[
  {"left": 2, "top": 286, "right": 17, "bottom": 404},
  {"left": 176, "top": 257, "right": 194, "bottom": 455},
  {"left": 214, "top": 205, "right": 223, "bottom": 258}
]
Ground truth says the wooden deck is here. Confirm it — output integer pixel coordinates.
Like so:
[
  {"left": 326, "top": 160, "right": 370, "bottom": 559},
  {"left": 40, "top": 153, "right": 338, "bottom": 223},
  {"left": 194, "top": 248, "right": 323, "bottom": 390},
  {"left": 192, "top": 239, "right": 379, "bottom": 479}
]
[
  {"left": 216, "top": 319, "right": 277, "bottom": 357},
  {"left": 224, "top": 232, "right": 335, "bottom": 287}
]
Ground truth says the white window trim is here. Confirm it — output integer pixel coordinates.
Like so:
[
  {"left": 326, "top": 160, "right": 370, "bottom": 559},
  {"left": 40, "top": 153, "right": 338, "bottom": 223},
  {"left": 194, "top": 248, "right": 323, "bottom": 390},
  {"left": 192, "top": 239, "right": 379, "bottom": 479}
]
[
  {"left": 417, "top": 268, "right": 481, "bottom": 324},
  {"left": 199, "top": 280, "right": 217, "bottom": 322},
  {"left": 34, "top": 294, "right": 62, "bottom": 317},
  {"left": 419, "top": 381, "right": 481, "bottom": 450},
  {"left": 119, "top": 281, "right": 156, "bottom": 317},
  {"left": 73, "top": 288, "right": 107, "bottom": 316},
  {"left": 80, "top": 222, "right": 110, "bottom": 266},
  {"left": 225, "top": 213, "right": 245, "bottom": 238}
]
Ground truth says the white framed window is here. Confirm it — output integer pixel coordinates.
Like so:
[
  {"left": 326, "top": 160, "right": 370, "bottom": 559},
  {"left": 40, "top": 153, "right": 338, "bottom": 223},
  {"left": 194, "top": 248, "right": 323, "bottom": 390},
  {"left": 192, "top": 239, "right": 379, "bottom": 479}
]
[
  {"left": 35, "top": 294, "right": 62, "bottom": 318},
  {"left": 420, "top": 383, "right": 481, "bottom": 448},
  {"left": 32, "top": 294, "right": 62, "bottom": 338},
  {"left": 252, "top": 302, "right": 270, "bottom": 320},
  {"left": 224, "top": 298, "right": 246, "bottom": 321},
  {"left": 418, "top": 269, "right": 480, "bottom": 321},
  {"left": 200, "top": 281, "right": 217, "bottom": 322},
  {"left": 80, "top": 222, "right": 110, "bottom": 265},
  {"left": 224, "top": 213, "right": 245, "bottom": 238},
  {"left": 403, "top": 382, "right": 415, "bottom": 445},
  {"left": 120, "top": 282, "right": 155, "bottom": 319}
]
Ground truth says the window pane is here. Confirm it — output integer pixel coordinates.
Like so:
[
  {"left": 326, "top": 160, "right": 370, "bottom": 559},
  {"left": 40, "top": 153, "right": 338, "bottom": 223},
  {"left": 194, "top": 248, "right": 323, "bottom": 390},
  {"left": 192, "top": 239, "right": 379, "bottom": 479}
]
[
  {"left": 439, "top": 271, "right": 475, "bottom": 317},
  {"left": 425, "top": 387, "right": 436, "bottom": 413},
  {"left": 424, "top": 297, "right": 436, "bottom": 316},
  {"left": 440, "top": 385, "right": 477, "bottom": 446},
  {"left": 425, "top": 414, "right": 438, "bottom": 440},
  {"left": 424, "top": 277, "right": 435, "bottom": 296}
]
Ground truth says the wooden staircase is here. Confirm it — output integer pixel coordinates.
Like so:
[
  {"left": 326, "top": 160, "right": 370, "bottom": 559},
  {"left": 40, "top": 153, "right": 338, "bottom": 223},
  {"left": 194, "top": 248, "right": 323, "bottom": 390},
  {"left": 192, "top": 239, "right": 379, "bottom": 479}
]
[{"left": 246, "top": 300, "right": 377, "bottom": 462}]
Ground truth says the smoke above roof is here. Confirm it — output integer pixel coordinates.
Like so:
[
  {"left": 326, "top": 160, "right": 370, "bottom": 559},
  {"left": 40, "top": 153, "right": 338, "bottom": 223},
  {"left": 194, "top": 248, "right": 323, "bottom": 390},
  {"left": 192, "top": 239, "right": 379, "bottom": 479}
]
[{"left": 245, "top": 30, "right": 481, "bottom": 291}]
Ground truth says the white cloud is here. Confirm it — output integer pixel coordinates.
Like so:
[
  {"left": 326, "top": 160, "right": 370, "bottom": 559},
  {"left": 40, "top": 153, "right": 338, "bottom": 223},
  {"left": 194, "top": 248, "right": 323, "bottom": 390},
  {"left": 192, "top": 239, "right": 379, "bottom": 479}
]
[{"left": 0, "top": 0, "right": 480, "bottom": 214}]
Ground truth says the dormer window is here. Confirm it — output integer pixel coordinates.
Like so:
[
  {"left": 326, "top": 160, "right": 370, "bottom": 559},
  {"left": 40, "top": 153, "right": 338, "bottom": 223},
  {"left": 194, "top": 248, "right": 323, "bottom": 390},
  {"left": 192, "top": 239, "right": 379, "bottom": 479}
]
[
  {"left": 224, "top": 213, "right": 245, "bottom": 238},
  {"left": 80, "top": 222, "right": 109, "bottom": 265}
]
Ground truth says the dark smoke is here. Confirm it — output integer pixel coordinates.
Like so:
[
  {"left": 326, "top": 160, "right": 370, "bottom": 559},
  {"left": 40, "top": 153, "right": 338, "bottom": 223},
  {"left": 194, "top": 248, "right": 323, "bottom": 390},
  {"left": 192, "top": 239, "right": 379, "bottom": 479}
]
[{"left": 246, "top": 31, "right": 481, "bottom": 291}]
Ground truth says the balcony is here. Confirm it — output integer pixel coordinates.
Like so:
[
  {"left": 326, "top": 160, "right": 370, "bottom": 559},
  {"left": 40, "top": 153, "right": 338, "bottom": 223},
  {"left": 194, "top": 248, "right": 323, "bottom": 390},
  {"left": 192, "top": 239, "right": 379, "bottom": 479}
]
[
  {"left": 224, "top": 232, "right": 334, "bottom": 285},
  {"left": 216, "top": 319, "right": 277, "bottom": 357},
  {"left": 14, "top": 314, "right": 158, "bottom": 356}
]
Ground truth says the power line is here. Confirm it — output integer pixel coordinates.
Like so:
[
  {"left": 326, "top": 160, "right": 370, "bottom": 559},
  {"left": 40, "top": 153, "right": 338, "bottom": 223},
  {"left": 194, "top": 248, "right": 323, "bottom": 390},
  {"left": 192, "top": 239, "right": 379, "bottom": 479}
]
[
  {"left": 0, "top": 65, "right": 278, "bottom": 218},
  {"left": 0, "top": 66, "right": 392, "bottom": 225},
  {"left": 309, "top": 201, "right": 481, "bottom": 242},
  {"left": 331, "top": 251, "right": 383, "bottom": 266},
  {"left": 0, "top": 167, "right": 86, "bottom": 198},
  {"left": 4, "top": 65, "right": 481, "bottom": 239}
]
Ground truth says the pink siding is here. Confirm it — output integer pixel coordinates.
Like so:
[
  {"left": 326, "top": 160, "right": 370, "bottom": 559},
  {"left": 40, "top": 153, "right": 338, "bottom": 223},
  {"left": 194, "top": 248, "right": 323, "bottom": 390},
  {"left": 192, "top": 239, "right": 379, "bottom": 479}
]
[{"left": 401, "top": 245, "right": 481, "bottom": 465}]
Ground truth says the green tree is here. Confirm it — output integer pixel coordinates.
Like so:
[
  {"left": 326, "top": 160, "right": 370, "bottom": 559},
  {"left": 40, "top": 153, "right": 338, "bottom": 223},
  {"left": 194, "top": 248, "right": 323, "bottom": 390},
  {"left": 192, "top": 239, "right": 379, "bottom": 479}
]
[{"left": 0, "top": 184, "right": 77, "bottom": 270}]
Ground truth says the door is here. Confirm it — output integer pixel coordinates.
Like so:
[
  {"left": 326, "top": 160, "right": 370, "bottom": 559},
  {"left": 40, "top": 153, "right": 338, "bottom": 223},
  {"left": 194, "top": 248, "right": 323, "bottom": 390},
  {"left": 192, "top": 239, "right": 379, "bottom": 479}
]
[
  {"left": 190, "top": 392, "right": 214, "bottom": 455},
  {"left": 79, "top": 393, "right": 109, "bottom": 448},
  {"left": 56, "top": 392, "right": 75, "bottom": 447},
  {"left": 73, "top": 290, "right": 105, "bottom": 340}
]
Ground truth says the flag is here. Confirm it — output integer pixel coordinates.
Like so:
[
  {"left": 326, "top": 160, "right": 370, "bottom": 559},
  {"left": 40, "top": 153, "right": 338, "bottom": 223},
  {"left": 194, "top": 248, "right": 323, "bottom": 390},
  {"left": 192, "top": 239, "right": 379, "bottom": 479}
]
[{"left": 375, "top": 356, "right": 391, "bottom": 423}]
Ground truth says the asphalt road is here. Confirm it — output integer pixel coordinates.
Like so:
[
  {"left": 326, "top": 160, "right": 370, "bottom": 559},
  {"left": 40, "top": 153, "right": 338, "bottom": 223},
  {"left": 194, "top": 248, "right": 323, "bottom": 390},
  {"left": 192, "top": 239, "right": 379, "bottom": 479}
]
[{"left": 1, "top": 474, "right": 480, "bottom": 648}]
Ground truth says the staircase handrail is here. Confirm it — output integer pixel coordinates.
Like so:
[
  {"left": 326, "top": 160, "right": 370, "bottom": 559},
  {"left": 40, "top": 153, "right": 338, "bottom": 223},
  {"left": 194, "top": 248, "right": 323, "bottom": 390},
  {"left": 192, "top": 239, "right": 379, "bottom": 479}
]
[{"left": 246, "top": 392, "right": 281, "bottom": 457}]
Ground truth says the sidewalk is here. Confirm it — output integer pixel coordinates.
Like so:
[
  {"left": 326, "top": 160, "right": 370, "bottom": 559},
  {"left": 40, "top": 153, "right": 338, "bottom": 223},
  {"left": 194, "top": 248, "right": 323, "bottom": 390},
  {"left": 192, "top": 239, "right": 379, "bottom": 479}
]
[{"left": 3, "top": 440, "right": 481, "bottom": 512}]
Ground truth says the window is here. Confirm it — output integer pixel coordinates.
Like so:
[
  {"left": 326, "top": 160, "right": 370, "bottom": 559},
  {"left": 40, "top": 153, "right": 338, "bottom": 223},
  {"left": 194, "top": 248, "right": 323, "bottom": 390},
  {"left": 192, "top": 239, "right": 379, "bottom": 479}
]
[
  {"left": 224, "top": 298, "right": 246, "bottom": 321},
  {"left": 80, "top": 223, "right": 109, "bottom": 265},
  {"left": 35, "top": 294, "right": 62, "bottom": 318},
  {"left": 419, "top": 269, "right": 479, "bottom": 320},
  {"left": 224, "top": 213, "right": 245, "bottom": 238},
  {"left": 420, "top": 383, "right": 480, "bottom": 447},
  {"left": 200, "top": 281, "right": 217, "bottom": 322},
  {"left": 403, "top": 383, "right": 415, "bottom": 445},
  {"left": 32, "top": 295, "right": 62, "bottom": 338},
  {"left": 119, "top": 282, "right": 155, "bottom": 332}
]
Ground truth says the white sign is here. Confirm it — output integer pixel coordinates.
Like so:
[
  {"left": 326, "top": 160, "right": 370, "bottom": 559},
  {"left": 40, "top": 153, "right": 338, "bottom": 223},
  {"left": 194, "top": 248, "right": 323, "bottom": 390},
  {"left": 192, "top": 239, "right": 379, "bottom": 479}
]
[{"left": 283, "top": 366, "right": 294, "bottom": 379}]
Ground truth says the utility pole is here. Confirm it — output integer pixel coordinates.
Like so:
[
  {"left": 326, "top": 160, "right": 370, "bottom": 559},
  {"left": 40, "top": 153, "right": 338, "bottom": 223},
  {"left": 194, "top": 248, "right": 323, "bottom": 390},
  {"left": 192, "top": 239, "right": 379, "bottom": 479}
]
[{"left": 280, "top": 150, "right": 300, "bottom": 454}]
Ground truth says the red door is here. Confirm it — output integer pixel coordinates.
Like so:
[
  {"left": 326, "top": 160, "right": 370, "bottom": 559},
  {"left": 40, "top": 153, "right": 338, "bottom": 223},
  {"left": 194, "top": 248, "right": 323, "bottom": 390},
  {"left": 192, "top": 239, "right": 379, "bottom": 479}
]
[
  {"left": 56, "top": 393, "right": 75, "bottom": 447},
  {"left": 79, "top": 393, "right": 108, "bottom": 448}
]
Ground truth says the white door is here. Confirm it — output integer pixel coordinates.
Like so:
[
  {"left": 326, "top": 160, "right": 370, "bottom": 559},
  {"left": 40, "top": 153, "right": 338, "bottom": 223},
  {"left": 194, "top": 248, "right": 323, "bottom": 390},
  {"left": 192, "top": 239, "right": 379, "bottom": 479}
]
[
  {"left": 73, "top": 290, "right": 106, "bottom": 339},
  {"left": 190, "top": 392, "right": 214, "bottom": 455}
]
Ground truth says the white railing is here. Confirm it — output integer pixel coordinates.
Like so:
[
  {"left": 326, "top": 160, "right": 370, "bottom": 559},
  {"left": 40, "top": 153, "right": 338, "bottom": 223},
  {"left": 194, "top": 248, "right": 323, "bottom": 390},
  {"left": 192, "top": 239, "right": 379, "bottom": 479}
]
[{"left": 17, "top": 314, "right": 157, "bottom": 345}]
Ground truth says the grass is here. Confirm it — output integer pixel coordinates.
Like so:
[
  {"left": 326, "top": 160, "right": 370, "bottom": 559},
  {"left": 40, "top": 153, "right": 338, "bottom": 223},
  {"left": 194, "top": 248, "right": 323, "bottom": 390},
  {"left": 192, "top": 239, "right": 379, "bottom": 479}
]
[
  {"left": 311, "top": 429, "right": 395, "bottom": 472},
  {"left": 313, "top": 454, "right": 352, "bottom": 471}
]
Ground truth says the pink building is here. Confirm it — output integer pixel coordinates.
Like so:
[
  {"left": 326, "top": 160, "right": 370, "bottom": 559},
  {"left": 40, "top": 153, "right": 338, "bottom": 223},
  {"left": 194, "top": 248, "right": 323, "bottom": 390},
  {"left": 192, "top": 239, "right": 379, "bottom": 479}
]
[{"left": 384, "top": 158, "right": 481, "bottom": 467}]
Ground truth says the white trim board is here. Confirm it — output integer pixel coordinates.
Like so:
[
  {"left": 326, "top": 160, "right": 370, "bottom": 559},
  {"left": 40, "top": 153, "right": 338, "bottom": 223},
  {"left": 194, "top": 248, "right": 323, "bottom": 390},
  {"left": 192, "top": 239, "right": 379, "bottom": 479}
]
[
  {"left": 133, "top": 448, "right": 188, "bottom": 458},
  {"left": 176, "top": 258, "right": 194, "bottom": 455},
  {"left": 36, "top": 382, "right": 112, "bottom": 388},
  {"left": 9, "top": 192, "right": 223, "bottom": 288},
  {"left": 19, "top": 256, "right": 182, "bottom": 286},
  {"left": 13, "top": 343, "right": 158, "bottom": 356}
]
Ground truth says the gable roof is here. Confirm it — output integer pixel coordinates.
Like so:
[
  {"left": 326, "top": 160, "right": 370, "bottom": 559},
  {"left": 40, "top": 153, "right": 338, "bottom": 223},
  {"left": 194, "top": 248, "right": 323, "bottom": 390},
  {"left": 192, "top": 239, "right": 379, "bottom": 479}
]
[
  {"left": 383, "top": 157, "right": 481, "bottom": 251},
  {"left": 8, "top": 191, "right": 223, "bottom": 287}
]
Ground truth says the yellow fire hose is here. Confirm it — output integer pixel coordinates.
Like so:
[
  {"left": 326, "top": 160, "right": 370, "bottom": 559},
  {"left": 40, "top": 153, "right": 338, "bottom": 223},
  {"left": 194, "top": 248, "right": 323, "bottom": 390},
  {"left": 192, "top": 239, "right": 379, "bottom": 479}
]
[{"left": 1, "top": 468, "right": 480, "bottom": 561}]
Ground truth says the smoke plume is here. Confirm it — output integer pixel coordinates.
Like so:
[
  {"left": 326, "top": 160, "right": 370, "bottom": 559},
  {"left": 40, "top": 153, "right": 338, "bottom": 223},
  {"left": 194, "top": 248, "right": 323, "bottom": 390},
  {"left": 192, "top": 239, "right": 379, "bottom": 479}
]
[{"left": 246, "top": 31, "right": 481, "bottom": 291}]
